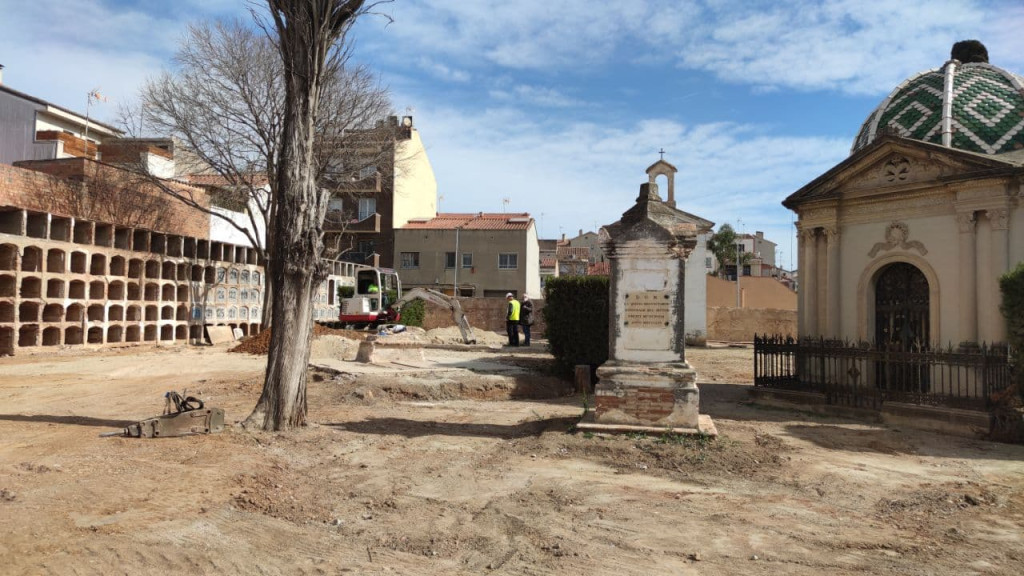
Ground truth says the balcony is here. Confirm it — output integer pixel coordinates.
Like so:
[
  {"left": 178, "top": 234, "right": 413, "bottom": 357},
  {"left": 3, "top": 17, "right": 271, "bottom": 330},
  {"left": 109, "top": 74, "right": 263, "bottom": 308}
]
[
  {"left": 36, "top": 131, "right": 97, "bottom": 160},
  {"left": 325, "top": 212, "right": 380, "bottom": 234}
]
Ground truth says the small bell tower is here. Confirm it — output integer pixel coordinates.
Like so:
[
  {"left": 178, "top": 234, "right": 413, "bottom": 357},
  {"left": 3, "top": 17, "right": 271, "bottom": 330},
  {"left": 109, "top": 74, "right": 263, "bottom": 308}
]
[{"left": 646, "top": 150, "right": 678, "bottom": 208}]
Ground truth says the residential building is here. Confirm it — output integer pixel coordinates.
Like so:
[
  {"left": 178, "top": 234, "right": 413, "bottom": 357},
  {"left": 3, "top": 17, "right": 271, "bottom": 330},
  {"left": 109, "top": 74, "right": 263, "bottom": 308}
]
[
  {"left": 326, "top": 116, "right": 437, "bottom": 268},
  {"left": 710, "top": 231, "right": 781, "bottom": 279},
  {"left": 538, "top": 238, "right": 559, "bottom": 288},
  {"left": 394, "top": 212, "right": 541, "bottom": 298},
  {"left": 555, "top": 245, "right": 589, "bottom": 276},
  {"left": 565, "top": 229, "right": 605, "bottom": 263},
  {"left": 0, "top": 71, "right": 121, "bottom": 165}
]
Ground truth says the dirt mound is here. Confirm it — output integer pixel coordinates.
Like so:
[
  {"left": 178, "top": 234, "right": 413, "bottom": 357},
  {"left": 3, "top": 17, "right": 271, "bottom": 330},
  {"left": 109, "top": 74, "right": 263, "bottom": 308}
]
[
  {"left": 427, "top": 326, "right": 507, "bottom": 345},
  {"left": 230, "top": 324, "right": 371, "bottom": 355}
]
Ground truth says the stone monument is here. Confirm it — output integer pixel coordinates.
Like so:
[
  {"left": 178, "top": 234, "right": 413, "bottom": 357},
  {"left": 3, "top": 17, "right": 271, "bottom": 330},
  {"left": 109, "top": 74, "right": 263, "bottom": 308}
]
[{"left": 578, "top": 182, "right": 716, "bottom": 436}]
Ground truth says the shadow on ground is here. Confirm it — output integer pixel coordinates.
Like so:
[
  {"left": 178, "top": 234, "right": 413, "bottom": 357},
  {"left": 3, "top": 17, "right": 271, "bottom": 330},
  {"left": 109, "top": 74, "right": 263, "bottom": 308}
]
[
  {"left": 0, "top": 414, "right": 135, "bottom": 428},
  {"left": 324, "top": 415, "right": 578, "bottom": 440}
]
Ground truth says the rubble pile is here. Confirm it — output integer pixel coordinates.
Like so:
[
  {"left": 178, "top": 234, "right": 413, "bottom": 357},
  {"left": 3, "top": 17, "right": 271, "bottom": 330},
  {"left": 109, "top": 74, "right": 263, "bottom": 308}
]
[{"left": 229, "top": 325, "right": 370, "bottom": 355}]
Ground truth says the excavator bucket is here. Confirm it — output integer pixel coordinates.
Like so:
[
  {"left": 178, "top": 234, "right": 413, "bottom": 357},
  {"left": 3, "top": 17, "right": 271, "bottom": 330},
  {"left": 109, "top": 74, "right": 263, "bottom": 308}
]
[{"left": 123, "top": 408, "right": 225, "bottom": 438}]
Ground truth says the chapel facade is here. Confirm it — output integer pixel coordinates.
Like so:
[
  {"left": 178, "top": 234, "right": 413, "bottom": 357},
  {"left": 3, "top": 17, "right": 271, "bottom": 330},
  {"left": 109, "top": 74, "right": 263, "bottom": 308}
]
[{"left": 784, "top": 41, "right": 1024, "bottom": 348}]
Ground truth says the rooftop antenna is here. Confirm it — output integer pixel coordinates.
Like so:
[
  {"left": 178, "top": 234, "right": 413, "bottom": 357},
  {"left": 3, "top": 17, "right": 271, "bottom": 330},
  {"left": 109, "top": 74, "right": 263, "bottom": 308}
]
[
  {"left": 438, "top": 194, "right": 444, "bottom": 214},
  {"left": 502, "top": 197, "right": 510, "bottom": 213},
  {"left": 83, "top": 88, "right": 106, "bottom": 159}
]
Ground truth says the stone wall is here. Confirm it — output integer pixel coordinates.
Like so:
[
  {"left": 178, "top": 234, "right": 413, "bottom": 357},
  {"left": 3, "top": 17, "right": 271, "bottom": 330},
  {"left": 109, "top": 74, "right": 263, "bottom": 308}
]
[
  {"left": 706, "top": 306, "right": 797, "bottom": 343},
  {"left": 420, "top": 296, "right": 546, "bottom": 335}
]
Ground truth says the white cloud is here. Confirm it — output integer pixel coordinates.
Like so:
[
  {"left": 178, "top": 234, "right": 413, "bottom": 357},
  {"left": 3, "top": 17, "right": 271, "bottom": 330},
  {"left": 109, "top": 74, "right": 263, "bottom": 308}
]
[
  {"left": 489, "top": 84, "right": 581, "bottom": 108},
  {"left": 364, "top": 0, "right": 1024, "bottom": 96},
  {"left": 409, "top": 103, "right": 846, "bottom": 269}
]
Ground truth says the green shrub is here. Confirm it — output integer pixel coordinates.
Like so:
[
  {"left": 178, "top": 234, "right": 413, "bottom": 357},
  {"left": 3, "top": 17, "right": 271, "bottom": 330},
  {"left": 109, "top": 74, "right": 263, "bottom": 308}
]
[
  {"left": 338, "top": 285, "right": 355, "bottom": 300},
  {"left": 543, "top": 276, "right": 609, "bottom": 377},
  {"left": 999, "top": 262, "right": 1024, "bottom": 403},
  {"left": 398, "top": 299, "right": 425, "bottom": 327}
]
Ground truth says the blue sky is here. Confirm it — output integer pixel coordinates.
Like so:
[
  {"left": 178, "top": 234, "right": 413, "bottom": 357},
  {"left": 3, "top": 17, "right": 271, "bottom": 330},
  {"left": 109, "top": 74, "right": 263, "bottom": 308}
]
[{"left": 2, "top": 0, "right": 1022, "bottom": 269}]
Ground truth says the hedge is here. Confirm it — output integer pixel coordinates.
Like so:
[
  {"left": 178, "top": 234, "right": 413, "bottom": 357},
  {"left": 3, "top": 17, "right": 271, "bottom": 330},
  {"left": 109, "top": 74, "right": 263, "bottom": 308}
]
[
  {"left": 999, "top": 262, "right": 1024, "bottom": 403},
  {"left": 543, "top": 276, "right": 609, "bottom": 377}
]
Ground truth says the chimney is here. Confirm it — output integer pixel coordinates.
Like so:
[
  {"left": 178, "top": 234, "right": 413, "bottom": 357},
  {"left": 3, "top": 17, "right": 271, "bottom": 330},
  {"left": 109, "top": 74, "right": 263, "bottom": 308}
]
[
  {"left": 578, "top": 229, "right": 583, "bottom": 237},
  {"left": 0, "top": 64, "right": 5, "bottom": 85}
]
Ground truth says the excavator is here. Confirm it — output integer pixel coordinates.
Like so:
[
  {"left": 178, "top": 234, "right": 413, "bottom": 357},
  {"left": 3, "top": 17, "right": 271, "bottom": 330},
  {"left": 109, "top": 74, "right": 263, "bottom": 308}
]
[{"left": 390, "top": 288, "right": 477, "bottom": 345}]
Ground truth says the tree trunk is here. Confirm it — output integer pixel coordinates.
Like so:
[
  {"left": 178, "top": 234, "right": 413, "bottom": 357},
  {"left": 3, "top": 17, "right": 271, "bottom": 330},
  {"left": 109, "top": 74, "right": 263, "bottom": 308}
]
[{"left": 245, "top": 0, "right": 354, "bottom": 430}]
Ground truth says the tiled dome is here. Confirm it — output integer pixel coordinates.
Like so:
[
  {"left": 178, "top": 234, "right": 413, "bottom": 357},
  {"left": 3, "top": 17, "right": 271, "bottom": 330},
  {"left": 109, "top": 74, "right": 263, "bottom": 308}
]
[{"left": 852, "top": 45, "right": 1024, "bottom": 156}]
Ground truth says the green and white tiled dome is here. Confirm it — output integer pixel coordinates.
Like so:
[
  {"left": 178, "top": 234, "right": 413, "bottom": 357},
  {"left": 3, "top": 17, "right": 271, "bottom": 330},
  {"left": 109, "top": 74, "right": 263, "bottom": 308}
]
[{"left": 853, "top": 46, "right": 1024, "bottom": 155}]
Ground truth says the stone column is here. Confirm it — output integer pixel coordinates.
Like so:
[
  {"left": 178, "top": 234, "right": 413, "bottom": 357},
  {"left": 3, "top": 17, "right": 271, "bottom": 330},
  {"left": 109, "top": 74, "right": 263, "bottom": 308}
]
[
  {"left": 800, "top": 228, "right": 818, "bottom": 336},
  {"left": 975, "top": 212, "right": 994, "bottom": 343},
  {"left": 956, "top": 212, "right": 977, "bottom": 345},
  {"left": 824, "top": 226, "right": 840, "bottom": 337},
  {"left": 990, "top": 208, "right": 1010, "bottom": 342}
]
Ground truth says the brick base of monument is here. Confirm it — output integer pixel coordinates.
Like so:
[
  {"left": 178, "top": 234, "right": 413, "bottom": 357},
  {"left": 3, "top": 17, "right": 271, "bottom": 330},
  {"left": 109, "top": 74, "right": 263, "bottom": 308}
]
[{"left": 579, "top": 361, "right": 715, "bottom": 436}]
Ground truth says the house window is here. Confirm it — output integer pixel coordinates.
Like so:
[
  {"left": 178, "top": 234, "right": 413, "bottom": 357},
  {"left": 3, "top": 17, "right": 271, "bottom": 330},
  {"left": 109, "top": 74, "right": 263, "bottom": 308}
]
[
  {"left": 498, "top": 253, "right": 518, "bottom": 270},
  {"left": 358, "top": 165, "right": 377, "bottom": 180},
  {"left": 462, "top": 253, "right": 473, "bottom": 268},
  {"left": 445, "top": 252, "right": 456, "bottom": 269},
  {"left": 328, "top": 197, "right": 344, "bottom": 213},
  {"left": 358, "top": 198, "right": 376, "bottom": 221},
  {"left": 705, "top": 257, "right": 713, "bottom": 268},
  {"left": 357, "top": 240, "right": 375, "bottom": 255},
  {"left": 400, "top": 252, "right": 420, "bottom": 269}
]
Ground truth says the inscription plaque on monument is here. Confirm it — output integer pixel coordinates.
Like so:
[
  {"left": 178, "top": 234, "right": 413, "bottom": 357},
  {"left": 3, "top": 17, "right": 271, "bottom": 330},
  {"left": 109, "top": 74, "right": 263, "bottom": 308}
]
[{"left": 624, "top": 291, "right": 671, "bottom": 328}]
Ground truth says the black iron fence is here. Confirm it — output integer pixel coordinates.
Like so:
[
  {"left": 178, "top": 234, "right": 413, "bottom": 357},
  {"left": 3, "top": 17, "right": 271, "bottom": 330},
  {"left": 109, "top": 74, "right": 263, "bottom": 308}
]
[{"left": 754, "top": 335, "right": 1014, "bottom": 411}]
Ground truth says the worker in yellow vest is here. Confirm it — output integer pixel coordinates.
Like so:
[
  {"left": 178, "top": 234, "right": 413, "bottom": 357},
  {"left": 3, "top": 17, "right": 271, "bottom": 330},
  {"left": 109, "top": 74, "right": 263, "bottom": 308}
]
[{"left": 505, "top": 293, "right": 521, "bottom": 347}]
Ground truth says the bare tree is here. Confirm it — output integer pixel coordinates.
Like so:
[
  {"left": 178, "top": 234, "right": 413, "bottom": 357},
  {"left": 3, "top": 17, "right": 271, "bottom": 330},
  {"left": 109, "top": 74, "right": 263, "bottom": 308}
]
[
  {"left": 132, "top": 17, "right": 392, "bottom": 326},
  {"left": 43, "top": 161, "right": 175, "bottom": 232},
  {"left": 242, "top": 0, "right": 382, "bottom": 430}
]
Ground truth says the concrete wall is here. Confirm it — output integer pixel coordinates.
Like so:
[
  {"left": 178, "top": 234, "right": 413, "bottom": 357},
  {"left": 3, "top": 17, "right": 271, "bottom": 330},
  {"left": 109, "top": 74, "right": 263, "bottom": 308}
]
[
  {"left": 684, "top": 232, "right": 708, "bottom": 339},
  {"left": 706, "top": 306, "right": 797, "bottom": 342}
]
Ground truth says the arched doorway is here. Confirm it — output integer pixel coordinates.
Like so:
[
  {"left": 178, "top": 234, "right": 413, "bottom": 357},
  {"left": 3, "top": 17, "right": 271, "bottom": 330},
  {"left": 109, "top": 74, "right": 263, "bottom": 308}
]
[
  {"left": 874, "top": 262, "right": 930, "bottom": 350},
  {"left": 874, "top": 262, "right": 930, "bottom": 393}
]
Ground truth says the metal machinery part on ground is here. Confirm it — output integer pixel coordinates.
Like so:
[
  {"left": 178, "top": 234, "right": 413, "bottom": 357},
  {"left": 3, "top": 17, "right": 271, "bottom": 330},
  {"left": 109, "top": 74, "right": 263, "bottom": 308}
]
[
  {"left": 391, "top": 288, "right": 477, "bottom": 344},
  {"left": 103, "top": 392, "right": 225, "bottom": 438},
  {"left": 339, "top": 266, "right": 402, "bottom": 328}
]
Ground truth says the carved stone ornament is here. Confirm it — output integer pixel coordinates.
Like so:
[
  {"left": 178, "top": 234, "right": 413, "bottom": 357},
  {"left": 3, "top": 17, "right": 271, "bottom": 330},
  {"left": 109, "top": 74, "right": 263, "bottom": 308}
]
[
  {"left": 868, "top": 221, "right": 928, "bottom": 257},
  {"left": 988, "top": 208, "right": 1009, "bottom": 231},
  {"left": 882, "top": 155, "right": 911, "bottom": 182},
  {"left": 955, "top": 212, "right": 976, "bottom": 233}
]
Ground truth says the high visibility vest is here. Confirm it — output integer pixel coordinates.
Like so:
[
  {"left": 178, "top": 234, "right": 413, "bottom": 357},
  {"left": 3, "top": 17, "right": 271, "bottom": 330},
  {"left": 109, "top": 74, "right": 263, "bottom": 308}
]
[{"left": 507, "top": 299, "right": 520, "bottom": 321}]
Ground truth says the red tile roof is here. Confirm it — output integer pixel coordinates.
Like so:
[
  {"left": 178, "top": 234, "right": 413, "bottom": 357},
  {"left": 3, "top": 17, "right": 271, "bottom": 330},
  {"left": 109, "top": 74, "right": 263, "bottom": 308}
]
[{"left": 401, "top": 212, "right": 534, "bottom": 231}]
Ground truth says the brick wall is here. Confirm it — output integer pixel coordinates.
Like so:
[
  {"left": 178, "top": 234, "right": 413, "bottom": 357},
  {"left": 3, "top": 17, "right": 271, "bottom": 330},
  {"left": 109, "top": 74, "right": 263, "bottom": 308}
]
[
  {"left": 4, "top": 161, "right": 210, "bottom": 239},
  {"left": 420, "top": 296, "right": 546, "bottom": 335}
]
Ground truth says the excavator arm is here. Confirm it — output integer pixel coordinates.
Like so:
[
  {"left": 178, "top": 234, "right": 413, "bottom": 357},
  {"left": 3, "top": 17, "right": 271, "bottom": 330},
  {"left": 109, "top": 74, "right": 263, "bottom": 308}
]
[{"left": 392, "top": 288, "right": 478, "bottom": 344}]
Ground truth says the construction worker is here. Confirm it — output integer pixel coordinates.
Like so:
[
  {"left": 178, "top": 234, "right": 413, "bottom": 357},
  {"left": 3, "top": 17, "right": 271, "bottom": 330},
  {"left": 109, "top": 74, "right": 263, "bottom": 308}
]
[
  {"left": 519, "top": 294, "right": 534, "bottom": 347},
  {"left": 505, "top": 293, "right": 521, "bottom": 346},
  {"left": 367, "top": 282, "right": 379, "bottom": 310}
]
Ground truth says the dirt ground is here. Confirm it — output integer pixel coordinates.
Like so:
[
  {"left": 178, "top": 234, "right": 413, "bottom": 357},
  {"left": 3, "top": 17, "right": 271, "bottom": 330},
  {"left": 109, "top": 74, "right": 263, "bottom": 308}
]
[{"left": 1, "top": 337, "right": 1022, "bottom": 575}]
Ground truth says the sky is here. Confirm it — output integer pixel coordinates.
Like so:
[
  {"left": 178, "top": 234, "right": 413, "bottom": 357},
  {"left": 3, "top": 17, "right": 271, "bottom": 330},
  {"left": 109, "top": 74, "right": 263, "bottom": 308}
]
[{"left": 1, "top": 0, "right": 1022, "bottom": 270}]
